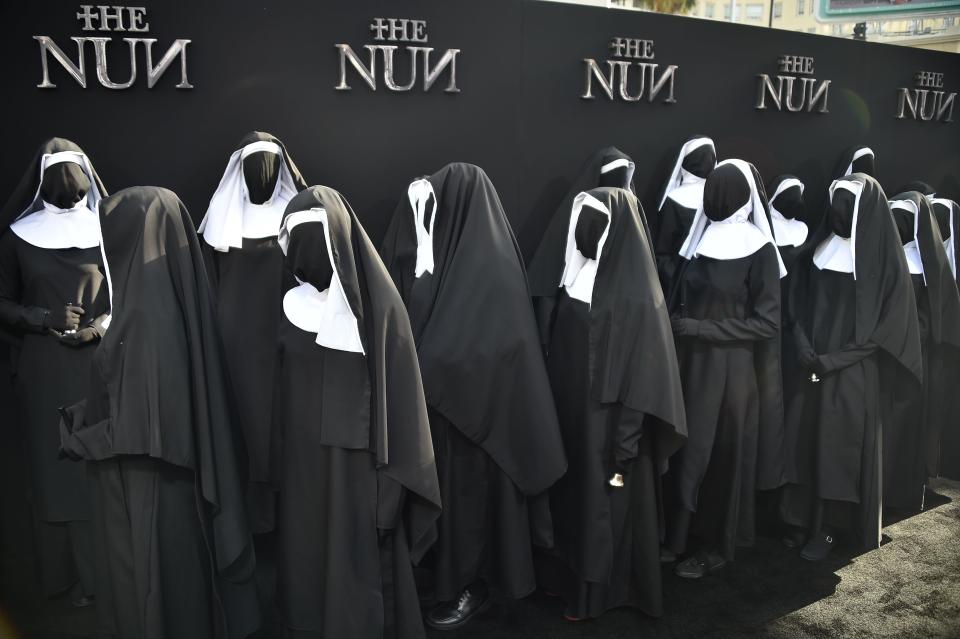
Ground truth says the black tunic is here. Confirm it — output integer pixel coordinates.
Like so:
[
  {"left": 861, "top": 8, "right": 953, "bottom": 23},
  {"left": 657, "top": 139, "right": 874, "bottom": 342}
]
[
  {"left": 668, "top": 245, "right": 780, "bottom": 560},
  {"left": 654, "top": 194, "right": 698, "bottom": 295},
  {"left": 0, "top": 232, "right": 107, "bottom": 522},
  {"left": 274, "top": 321, "right": 423, "bottom": 638},
  {"left": 781, "top": 268, "right": 883, "bottom": 547},
  {"left": 542, "top": 290, "right": 665, "bottom": 618},
  {"left": 206, "top": 236, "right": 288, "bottom": 532}
]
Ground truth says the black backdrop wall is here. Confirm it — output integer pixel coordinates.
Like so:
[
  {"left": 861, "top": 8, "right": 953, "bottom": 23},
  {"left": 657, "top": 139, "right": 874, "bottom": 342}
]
[
  {"left": 1, "top": 0, "right": 959, "bottom": 251},
  {"left": 1, "top": 0, "right": 959, "bottom": 607}
]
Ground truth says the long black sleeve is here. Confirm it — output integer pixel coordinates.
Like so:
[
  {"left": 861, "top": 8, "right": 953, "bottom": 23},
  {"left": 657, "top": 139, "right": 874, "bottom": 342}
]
[
  {"left": 0, "top": 232, "right": 48, "bottom": 333},
  {"left": 695, "top": 245, "right": 781, "bottom": 343}
]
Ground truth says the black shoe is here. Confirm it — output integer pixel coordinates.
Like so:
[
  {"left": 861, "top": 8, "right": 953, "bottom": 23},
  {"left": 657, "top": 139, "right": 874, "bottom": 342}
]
[
  {"left": 660, "top": 547, "right": 677, "bottom": 563},
  {"left": 674, "top": 551, "right": 726, "bottom": 579},
  {"left": 782, "top": 528, "right": 807, "bottom": 549},
  {"left": 72, "top": 595, "right": 95, "bottom": 608},
  {"left": 800, "top": 532, "right": 836, "bottom": 561},
  {"left": 426, "top": 585, "right": 490, "bottom": 630}
]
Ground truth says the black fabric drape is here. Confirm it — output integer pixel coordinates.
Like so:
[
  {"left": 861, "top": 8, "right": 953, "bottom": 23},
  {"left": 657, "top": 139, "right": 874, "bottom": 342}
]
[
  {"left": 60, "top": 186, "right": 259, "bottom": 639},
  {"left": 380, "top": 163, "right": 567, "bottom": 497}
]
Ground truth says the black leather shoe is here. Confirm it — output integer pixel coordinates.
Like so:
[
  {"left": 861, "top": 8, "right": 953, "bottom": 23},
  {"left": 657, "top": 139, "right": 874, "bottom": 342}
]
[
  {"left": 782, "top": 528, "right": 807, "bottom": 549},
  {"left": 426, "top": 585, "right": 490, "bottom": 630},
  {"left": 72, "top": 595, "right": 95, "bottom": 608},
  {"left": 674, "top": 551, "right": 726, "bottom": 579},
  {"left": 800, "top": 532, "right": 836, "bottom": 561}
]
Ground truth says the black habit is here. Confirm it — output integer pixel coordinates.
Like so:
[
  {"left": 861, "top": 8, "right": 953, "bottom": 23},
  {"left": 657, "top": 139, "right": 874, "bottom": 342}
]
[
  {"left": 271, "top": 186, "right": 441, "bottom": 638},
  {"left": 200, "top": 131, "right": 308, "bottom": 533},
  {"left": 380, "top": 163, "right": 567, "bottom": 601},
  {"left": 0, "top": 137, "right": 109, "bottom": 597},
  {"left": 781, "top": 174, "right": 922, "bottom": 550},
  {"left": 884, "top": 191, "right": 960, "bottom": 509},
  {"left": 666, "top": 160, "right": 784, "bottom": 561},
  {"left": 930, "top": 197, "right": 960, "bottom": 479},
  {"left": 59, "top": 186, "right": 260, "bottom": 639},
  {"left": 535, "top": 186, "right": 686, "bottom": 619}
]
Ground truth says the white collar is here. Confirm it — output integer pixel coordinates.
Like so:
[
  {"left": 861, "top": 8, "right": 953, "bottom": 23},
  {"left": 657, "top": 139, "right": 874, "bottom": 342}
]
[
  {"left": 813, "top": 234, "right": 855, "bottom": 274},
  {"left": 844, "top": 147, "right": 874, "bottom": 176},
  {"left": 199, "top": 141, "right": 298, "bottom": 252},
  {"left": 665, "top": 180, "right": 706, "bottom": 210},
  {"left": 559, "top": 192, "right": 611, "bottom": 305},
  {"left": 409, "top": 178, "right": 437, "bottom": 278},
  {"left": 279, "top": 207, "right": 364, "bottom": 354},
  {"left": 890, "top": 198, "right": 926, "bottom": 285},
  {"left": 658, "top": 137, "right": 714, "bottom": 210},
  {"left": 10, "top": 198, "right": 101, "bottom": 250},
  {"left": 769, "top": 179, "right": 809, "bottom": 248},
  {"left": 679, "top": 159, "right": 787, "bottom": 277}
]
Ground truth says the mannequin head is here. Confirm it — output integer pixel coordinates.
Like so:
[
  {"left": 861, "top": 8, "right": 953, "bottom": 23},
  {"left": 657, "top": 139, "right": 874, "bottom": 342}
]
[
  {"left": 703, "top": 164, "right": 750, "bottom": 223},
  {"left": 850, "top": 152, "right": 875, "bottom": 177},
  {"left": 284, "top": 220, "right": 334, "bottom": 290},
  {"left": 829, "top": 188, "right": 856, "bottom": 239},
  {"left": 40, "top": 162, "right": 90, "bottom": 209},
  {"left": 682, "top": 144, "right": 717, "bottom": 179},
  {"left": 574, "top": 205, "right": 608, "bottom": 260},
  {"left": 891, "top": 208, "right": 914, "bottom": 246},
  {"left": 243, "top": 151, "right": 281, "bottom": 205},
  {"left": 933, "top": 201, "right": 952, "bottom": 241},
  {"left": 771, "top": 184, "right": 804, "bottom": 220}
]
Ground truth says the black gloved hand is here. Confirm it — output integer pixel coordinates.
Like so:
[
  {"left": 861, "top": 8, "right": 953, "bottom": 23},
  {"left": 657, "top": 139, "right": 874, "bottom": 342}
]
[
  {"left": 45, "top": 304, "right": 84, "bottom": 333},
  {"left": 799, "top": 349, "right": 828, "bottom": 376},
  {"left": 58, "top": 326, "right": 99, "bottom": 347},
  {"left": 671, "top": 317, "right": 699, "bottom": 337}
]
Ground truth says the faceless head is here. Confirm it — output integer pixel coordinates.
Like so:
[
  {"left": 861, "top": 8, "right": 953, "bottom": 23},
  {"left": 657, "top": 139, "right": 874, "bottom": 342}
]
[
  {"left": 243, "top": 151, "right": 281, "bottom": 205},
  {"left": 574, "top": 205, "right": 608, "bottom": 260},
  {"left": 771, "top": 184, "right": 804, "bottom": 220},
  {"left": 40, "top": 162, "right": 90, "bottom": 209},
  {"left": 703, "top": 164, "right": 750, "bottom": 223},
  {"left": 682, "top": 144, "right": 717, "bottom": 180},
  {"left": 284, "top": 221, "right": 334, "bottom": 290},
  {"left": 829, "top": 188, "right": 856, "bottom": 239}
]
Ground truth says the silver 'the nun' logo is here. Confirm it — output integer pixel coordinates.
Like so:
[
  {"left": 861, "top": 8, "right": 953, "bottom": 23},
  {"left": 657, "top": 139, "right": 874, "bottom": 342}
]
[
  {"left": 581, "top": 37, "right": 678, "bottom": 104},
  {"left": 755, "top": 55, "right": 830, "bottom": 114},
  {"left": 335, "top": 18, "right": 460, "bottom": 93},
  {"left": 34, "top": 5, "right": 192, "bottom": 90}
]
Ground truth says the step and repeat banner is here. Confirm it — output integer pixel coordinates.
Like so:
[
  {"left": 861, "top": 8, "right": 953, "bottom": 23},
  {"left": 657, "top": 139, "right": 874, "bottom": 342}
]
[{"left": 1, "top": 0, "right": 958, "bottom": 252}]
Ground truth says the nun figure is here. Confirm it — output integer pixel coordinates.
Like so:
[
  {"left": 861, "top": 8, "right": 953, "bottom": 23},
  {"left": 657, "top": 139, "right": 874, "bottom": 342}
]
[
  {"left": 930, "top": 196, "right": 960, "bottom": 479},
  {"left": 653, "top": 136, "right": 717, "bottom": 295},
  {"left": 884, "top": 192, "right": 960, "bottom": 511},
  {"left": 272, "top": 186, "right": 441, "bottom": 638},
  {"left": 59, "top": 187, "right": 260, "bottom": 639},
  {"left": 0, "top": 138, "right": 109, "bottom": 605},
  {"left": 834, "top": 145, "right": 876, "bottom": 181},
  {"left": 381, "top": 163, "right": 567, "bottom": 629},
  {"left": 536, "top": 186, "right": 686, "bottom": 620},
  {"left": 665, "top": 160, "right": 785, "bottom": 579},
  {"left": 199, "top": 131, "right": 308, "bottom": 533},
  {"left": 526, "top": 147, "right": 636, "bottom": 343},
  {"left": 780, "top": 175, "right": 921, "bottom": 561}
]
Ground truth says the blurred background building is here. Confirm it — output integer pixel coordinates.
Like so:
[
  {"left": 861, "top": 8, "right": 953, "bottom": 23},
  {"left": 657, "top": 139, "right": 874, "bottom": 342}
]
[{"left": 548, "top": 0, "right": 960, "bottom": 52}]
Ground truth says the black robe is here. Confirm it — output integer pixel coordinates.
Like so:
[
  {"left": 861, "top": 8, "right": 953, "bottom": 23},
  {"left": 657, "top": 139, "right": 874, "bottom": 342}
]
[
  {"left": 0, "top": 137, "right": 109, "bottom": 596},
  {"left": 59, "top": 187, "right": 260, "bottom": 639},
  {"left": 526, "top": 146, "right": 636, "bottom": 345},
  {"left": 884, "top": 192, "right": 960, "bottom": 510},
  {"left": 380, "top": 163, "right": 567, "bottom": 600},
  {"left": 930, "top": 197, "right": 960, "bottom": 479},
  {"left": 781, "top": 174, "right": 922, "bottom": 550},
  {"left": 666, "top": 162, "right": 782, "bottom": 561},
  {"left": 271, "top": 186, "right": 441, "bottom": 638},
  {"left": 201, "top": 131, "right": 308, "bottom": 534},
  {"left": 536, "top": 187, "right": 686, "bottom": 619}
]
